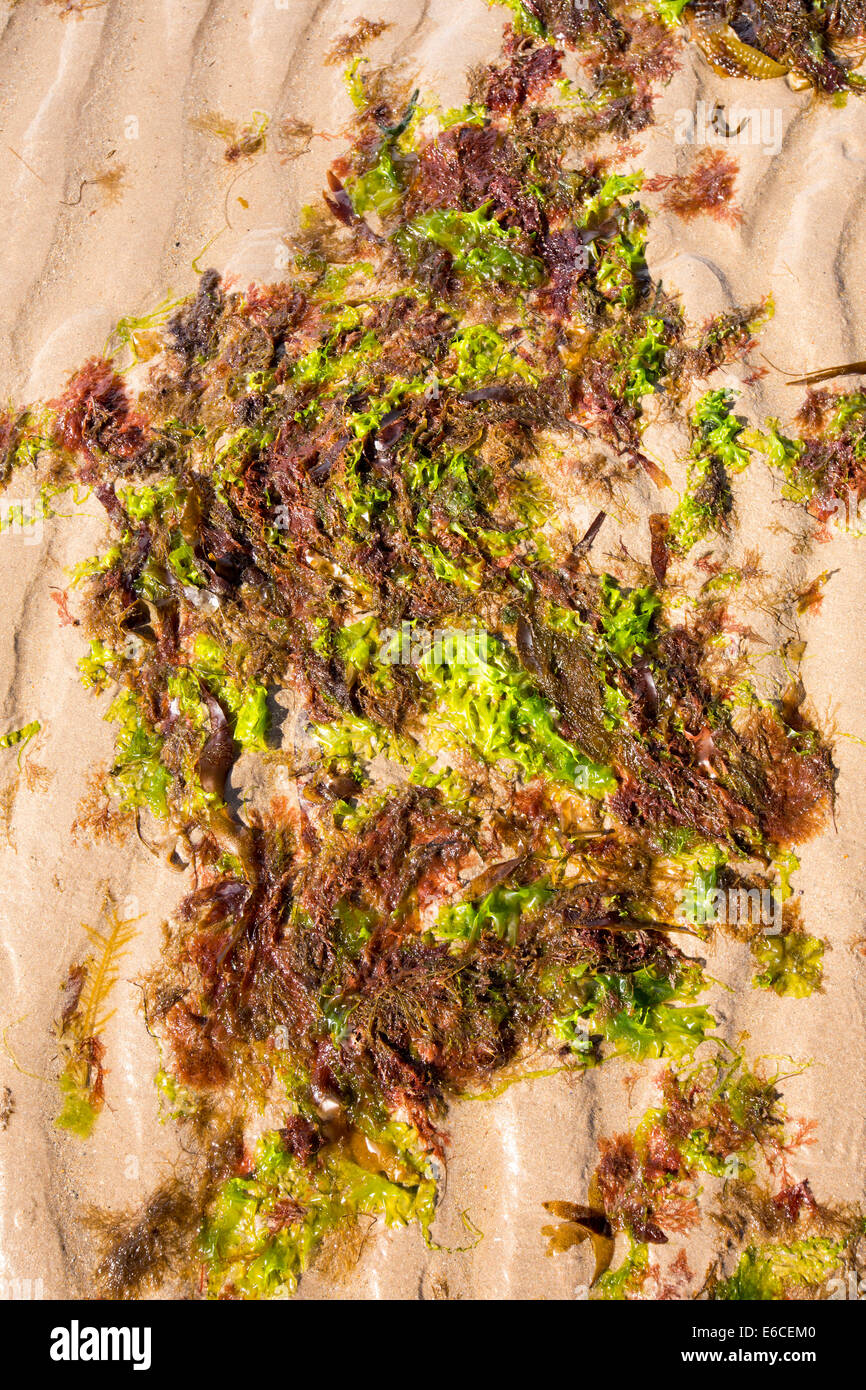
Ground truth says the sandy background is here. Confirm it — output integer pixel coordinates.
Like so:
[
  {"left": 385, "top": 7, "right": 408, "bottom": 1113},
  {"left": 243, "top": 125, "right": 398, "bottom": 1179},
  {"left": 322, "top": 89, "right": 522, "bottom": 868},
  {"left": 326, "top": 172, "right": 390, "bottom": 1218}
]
[{"left": 0, "top": 0, "right": 864, "bottom": 1300}]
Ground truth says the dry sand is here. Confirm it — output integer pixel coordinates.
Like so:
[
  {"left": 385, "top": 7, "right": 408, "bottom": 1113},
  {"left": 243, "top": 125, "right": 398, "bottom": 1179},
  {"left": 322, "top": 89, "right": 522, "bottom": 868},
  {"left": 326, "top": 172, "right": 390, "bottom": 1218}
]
[{"left": 0, "top": 0, "right": 864, "bottom": 1299}]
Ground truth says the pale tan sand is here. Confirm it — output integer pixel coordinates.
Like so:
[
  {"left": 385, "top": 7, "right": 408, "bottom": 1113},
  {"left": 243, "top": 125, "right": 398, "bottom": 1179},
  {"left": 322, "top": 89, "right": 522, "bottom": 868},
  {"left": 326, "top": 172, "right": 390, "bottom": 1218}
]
[{"left": 0, "top": 0, "right": 864, "bottom": 1300}]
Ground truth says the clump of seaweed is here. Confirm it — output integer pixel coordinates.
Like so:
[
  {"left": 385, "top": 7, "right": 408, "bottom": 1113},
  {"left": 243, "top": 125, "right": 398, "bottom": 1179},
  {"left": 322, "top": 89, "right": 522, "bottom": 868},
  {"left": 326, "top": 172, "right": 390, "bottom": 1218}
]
[
  {"left": 192, "top": 111, "right": 271, "bottom": 163},
  {"left": 0, "top": 0, "right": 847, "bottom": 1299},
  {"left": 498, "top": 0, "right": 866, "bottom": 97},
  {"left": 651, "top": 0, "right": 866, "bottom": 93},
  {"left": 668, "top": 388, "right": 749, "bottom": 553},
  {"left": 55, "top": 895, "right": 138, "bottom": 1139},
  {"left": 645, "top": 149, "right": 741, "bottom": 225},
  {"left": 545, "top": 1051, "right": 863, "bottom": 1299},
  {"left": 748, "top": 387, "right": 866, "bottom": 534},
  {"left": 751, "top": 929, "right": 824, "bottom": 998},
  {"left": 325, "top": 17, "right": 391, "bottom": 66}
]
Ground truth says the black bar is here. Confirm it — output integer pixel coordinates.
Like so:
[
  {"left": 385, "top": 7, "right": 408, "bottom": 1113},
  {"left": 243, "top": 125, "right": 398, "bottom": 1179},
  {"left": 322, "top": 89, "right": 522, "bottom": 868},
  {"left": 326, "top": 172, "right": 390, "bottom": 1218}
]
[{"left": 0, "top": 1294, "right": 855, "bottom": 1375}]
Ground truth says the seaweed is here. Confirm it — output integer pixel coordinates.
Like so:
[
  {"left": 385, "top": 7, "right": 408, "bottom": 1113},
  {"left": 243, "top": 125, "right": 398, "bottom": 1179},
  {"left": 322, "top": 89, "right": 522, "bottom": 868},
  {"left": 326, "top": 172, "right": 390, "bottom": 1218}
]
[
  {"left": 0, "top": 720, "right": 41, "bottom": 764},
  {"left": 544, "top": 1051, "right": 861, "bottom": 1298},
  {"left": 650, "top": 0, "right": 866, "bottom": 92},
  {"left": 669, "top": 389, "right": 750, "bottom": 554},
  {"left": 7, "top": 0, "right": 846, "bottom": 1300},
  {"left": 326, "top": 18, "right": 391, "bottom": 66},
  {"left": 62, "top": 163, "right": 126, "bottom": 208},
  {"left": 202, "top": 1130, "right": 435, "bottom": 1299},
  {"left": 751, "top": 930, "right": 824, "bottom": 998},
  {"left": 749, "top": 387, "right": 866, "bottom": 532},
  {"left": 395, "top": 206, "right": 546, "bottom": 289},
  {"left": 645, "top": 150, "right": 741, "bottom": 226},
  {"left": 709, "top": 1237, "right": 848, "bottom": 1300},
  {"left": 90, "top": 1184, "right": 202, "bottom": 1298},
  {"left": 192, "top": 111, "right": 271, "bottom": 164},
  {"left": 55, "top": 897, "right": 139, "bottom": 1139}
]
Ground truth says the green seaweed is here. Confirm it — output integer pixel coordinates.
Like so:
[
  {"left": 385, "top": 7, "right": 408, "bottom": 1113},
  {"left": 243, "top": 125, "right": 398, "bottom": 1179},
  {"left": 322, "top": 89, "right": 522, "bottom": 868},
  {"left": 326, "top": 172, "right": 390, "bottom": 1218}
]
[
  {"left": 420, "top": 631, "right": 617, "bottom": 796},
  {"left": 670, "top": 389, "right": 750, "bottom": 553},
  {"left": 751, "top": 932, "right": 824, "bottom": 998},
  {"left": 711, "top": 1238, "right": 846, "bottom": 1301},
  {"left": 435, "top": 876, "right": 555, "bottom": 946},
  {"left": 203, "top": 1130, "right": 435, "bottom": 1299},
  {"left": 396, "top": 206, "right": 546, "bottom": 289},
  {"left": 105, "top": 690, "right": 172, "bottom": 818},
  {"left": 555, "top": 963, "right": 715, "bottom": 1062}
]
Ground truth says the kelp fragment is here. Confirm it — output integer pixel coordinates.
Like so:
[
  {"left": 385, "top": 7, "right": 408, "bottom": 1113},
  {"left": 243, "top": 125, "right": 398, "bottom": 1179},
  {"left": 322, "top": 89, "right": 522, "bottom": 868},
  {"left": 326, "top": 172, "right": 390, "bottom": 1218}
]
[
  {"left": 542, "top": 1200, "right": 615, "bottom": 1282},
  {"left": 689, "top": 22, "right": 790, "bottom": 81}
]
